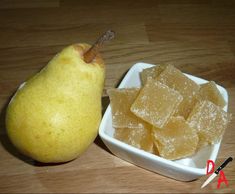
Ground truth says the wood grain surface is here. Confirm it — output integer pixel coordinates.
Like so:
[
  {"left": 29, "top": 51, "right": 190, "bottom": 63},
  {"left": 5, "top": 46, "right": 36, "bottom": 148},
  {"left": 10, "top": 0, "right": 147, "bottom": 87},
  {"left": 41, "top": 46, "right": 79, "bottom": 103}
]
[{"left": 0, "top": 0, "right": 235, "bottom": 193}]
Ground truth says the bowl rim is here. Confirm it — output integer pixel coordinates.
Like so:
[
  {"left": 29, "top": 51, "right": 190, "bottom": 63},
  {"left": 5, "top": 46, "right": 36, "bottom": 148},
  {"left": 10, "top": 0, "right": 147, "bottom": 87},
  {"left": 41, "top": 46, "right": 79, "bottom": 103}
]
[{"left": 99, "top": 62, "right": 229, "bottom": 176}]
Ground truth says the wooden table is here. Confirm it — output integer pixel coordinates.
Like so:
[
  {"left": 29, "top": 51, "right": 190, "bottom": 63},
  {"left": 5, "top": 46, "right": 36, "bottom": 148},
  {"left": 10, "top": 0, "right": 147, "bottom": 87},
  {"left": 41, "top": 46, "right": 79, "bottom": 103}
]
[{"left": 0, "top": 0, "right": 234, "bottom": 193}]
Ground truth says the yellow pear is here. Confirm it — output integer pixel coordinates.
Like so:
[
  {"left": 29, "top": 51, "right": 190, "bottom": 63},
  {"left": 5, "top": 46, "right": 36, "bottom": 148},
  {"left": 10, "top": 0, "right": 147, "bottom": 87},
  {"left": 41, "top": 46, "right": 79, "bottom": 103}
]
[{"left": 6, "top": 43, "right": 105, "bottom": 163}]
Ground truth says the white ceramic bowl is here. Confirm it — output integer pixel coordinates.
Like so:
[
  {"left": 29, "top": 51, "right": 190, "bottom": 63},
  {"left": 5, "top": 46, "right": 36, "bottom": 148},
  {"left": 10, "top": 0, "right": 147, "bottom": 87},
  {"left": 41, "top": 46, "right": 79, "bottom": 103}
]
[{"left": 99, "top": 62, "right": 228, "bottom": 181}]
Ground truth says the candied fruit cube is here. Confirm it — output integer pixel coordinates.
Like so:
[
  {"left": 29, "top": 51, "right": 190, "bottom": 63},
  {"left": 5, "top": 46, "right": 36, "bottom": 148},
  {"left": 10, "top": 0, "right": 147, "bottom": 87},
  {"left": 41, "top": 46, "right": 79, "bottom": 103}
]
[
  {"left": 157, "top": 65, "right": 200, "bottom": 118},
  {"left": 140, "top": 65, "right": 166, "bottom": 85},
  {"left": 131, "top": 79, "right": 183, "bottom": 128},
  {"left": 187, "top": 100, "right": 231, "bottom": 145},
  {"left": 114, "top": 124, "right": 154, "bottom": 153},
  {"left": 198, "top": 81, "right": 226, "bottom": 108},
  {"left": 152, "top": 116, "right": 199, "bottom": 160},
  {"left": 108, "top": 88, "right": 144, "bottom": 128}
]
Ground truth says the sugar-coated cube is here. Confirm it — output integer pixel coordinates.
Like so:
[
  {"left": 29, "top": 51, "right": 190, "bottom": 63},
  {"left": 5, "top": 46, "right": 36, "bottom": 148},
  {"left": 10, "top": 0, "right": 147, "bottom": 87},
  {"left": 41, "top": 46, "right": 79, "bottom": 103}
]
[
  {"left": 187, "top": 100, "right": 231, "bottom": 145},
  {"left": 114, "top": 124, "right": 154, "bottom": 153},
  {"left": 198, "top": 81, "right": 226, "bottom": 108},
  {"left": 152, "top": 116, "right": 199, "bottom": 160},
  {"left": 108, "top": 88, "right": 143, "bottom": 128},
  {"left": 131, "top": 79, "right": 183, "bottom": 128},
  {"left": 157, "top": 65, "right": 200, "bottom": 118},
  {"left": 140, "top": 65, "right": 166, "bottom": 85}
]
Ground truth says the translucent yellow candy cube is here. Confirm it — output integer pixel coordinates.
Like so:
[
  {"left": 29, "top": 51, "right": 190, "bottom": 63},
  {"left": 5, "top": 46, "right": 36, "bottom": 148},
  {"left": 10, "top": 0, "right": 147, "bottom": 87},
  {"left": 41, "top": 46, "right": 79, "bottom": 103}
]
[
  {"left": 114, "top": 123, "right": 154, "bottom": 153},
  {"left": 108, "top": 88, "right": 144, "bottom": 128},
  {"left": 198, "top": 81, "right": 226, "bottom": 108},
  {"left": 187, "top": 100, "right": 231, "bottom": 145},
  {"left": 152, "top": 116, "right": 199, "bottom": 160},
  {"left": 140, "top": 65, "right": 166, "bottom": 85},
  {"left": 131, "top": 79, "right": 183, "bottom": 128},
  {"left": 157, "top": 65, "right": 200, "bottom": 118}
]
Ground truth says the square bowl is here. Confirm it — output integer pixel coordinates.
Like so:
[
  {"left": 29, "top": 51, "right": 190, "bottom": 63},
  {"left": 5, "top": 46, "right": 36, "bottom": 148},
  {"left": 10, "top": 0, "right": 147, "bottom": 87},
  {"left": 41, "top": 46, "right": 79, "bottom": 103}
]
[{"left": 99, "top": 62, "right": 228, "bottom": 181}]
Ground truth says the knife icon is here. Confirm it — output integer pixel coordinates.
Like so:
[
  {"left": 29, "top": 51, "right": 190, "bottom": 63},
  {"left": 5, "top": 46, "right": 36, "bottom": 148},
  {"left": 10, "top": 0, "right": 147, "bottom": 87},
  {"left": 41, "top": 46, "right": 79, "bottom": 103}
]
[{"left": 201, "top": 157, "right": 233, "bottom": 188}]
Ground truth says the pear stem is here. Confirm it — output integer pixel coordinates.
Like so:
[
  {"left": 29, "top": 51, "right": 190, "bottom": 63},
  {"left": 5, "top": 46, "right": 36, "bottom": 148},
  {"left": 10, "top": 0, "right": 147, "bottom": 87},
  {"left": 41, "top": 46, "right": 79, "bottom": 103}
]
[{"left": 83, "top": 30, "right": 115, "bottom": 63}]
